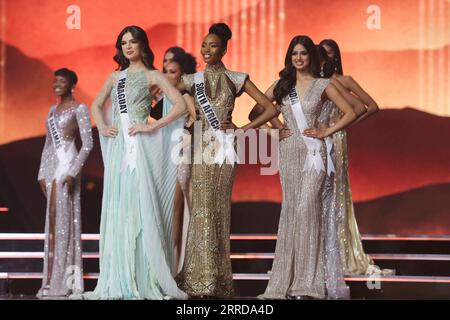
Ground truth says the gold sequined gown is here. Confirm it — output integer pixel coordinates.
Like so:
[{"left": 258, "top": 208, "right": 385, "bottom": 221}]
[
  {"left": 330, "top": 107, "right": 394, "bottom": 276},
  {"left": 176, "top": 62, "right": 248, "bottom": 297},
  {"left": 260, "top": 79, "right": 330, "bottom": 299}
]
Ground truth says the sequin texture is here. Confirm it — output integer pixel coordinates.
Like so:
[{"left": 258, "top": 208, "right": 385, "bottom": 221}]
[{"left": 37, "top": 103, "right": 93, "bottom": 297}]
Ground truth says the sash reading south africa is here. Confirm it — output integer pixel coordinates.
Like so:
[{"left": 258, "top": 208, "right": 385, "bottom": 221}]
[{"left": 194, "top": 72, "right": 238, "bottom": 166}]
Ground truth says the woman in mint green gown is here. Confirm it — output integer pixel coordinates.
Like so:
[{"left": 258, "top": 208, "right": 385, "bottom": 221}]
[{"left": 83, "top": 26, "right": 188, "bottom": 300}]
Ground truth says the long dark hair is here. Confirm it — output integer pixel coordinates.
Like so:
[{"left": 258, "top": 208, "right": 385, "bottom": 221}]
[
  {"left": 273, "top": 35, "right": 320, "bottom": 105},
  {"left": 113, "top": 25, "right": 155, "bottom": 71},
  {"left": 319, "top": 39, "right": 343, "bottom": 75},
  {"left": 317, "top": 45, "right": 335, "bottom": 78}
]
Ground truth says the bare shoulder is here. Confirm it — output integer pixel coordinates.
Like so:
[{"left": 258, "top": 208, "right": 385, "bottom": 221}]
[
  {"left": 106, "top": 71, "right": 120, "bottom": 87},
  {"left": 76, "top": 102, "right": 89, "bottom": 110},
  {"left": 330, "top": 75, "right": 339, "bottom": 85},
  {"left": 324, "top": 81, "right": 338, "bottom": 97}
]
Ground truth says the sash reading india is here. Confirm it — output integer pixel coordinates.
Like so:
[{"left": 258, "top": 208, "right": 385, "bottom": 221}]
[
  {"left": 194, "top": 72, "right": 238, "bottom": 166},
  {"left": 48, "top": 111, "right": 76, "bottom": 181},
  {"left": 118, "top": 69, "right": 137, "bottom": 172},
  {"left": 288, "top": 87, "right": 325, "bottom": 174}
]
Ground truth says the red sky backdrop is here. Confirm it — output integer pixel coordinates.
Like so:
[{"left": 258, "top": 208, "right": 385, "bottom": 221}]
[{"left": 1, "top": 0, "right": 450, "bottom": 203}]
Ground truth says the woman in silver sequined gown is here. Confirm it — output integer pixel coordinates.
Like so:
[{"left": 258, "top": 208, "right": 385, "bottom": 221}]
[
  {"left": 319, "top": 39, "right": 394, "bottom": 276},
  {"left": 255, "top": 36, "right": 356, "bottom": 299},
  {"left": 37, "top": 68, "right": 93, "bottom": 298}
]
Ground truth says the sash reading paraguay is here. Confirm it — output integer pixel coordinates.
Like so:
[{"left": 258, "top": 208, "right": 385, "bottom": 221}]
[
  {"left": 48, "top": 110, "right": 76, "bottom": 181},
  {"left": 194, "top": 72, "right": 238, "bottom": 166},
  {"left": 118, "top": 69, "right": 137, "bottom": 172},
  {"left": 288, "top": 87, "right": 325, "bottom": 174}
]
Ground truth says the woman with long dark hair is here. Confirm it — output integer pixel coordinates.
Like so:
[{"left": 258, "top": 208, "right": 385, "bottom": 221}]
[
  {"left": 131, "top": 22, "right": 279, "bottom": 298},
  {"left": 253, "top": 35, "right": 356, "bottom": 299},
  {"left": 315, "top": 45, "right": 359, "bottom": 299},
  {"left": 37, "top": 68, "right": 93, "bottom": 298},
  {"left": 83, "top": 26, "right": 188, "bottom": 300},
  {"left": 319, "top": 39, "right": 394, "bottom": 276}
]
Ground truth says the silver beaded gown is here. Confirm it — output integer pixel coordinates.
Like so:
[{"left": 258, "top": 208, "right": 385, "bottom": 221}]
[
  {"left": 329, "top": 107, "right": 394, "bottom": 276},
  {"left": 37, "top": 103, "right": 93, "bottom": 297},
  {"left": 318, "top": 100, "right": 350, "bottom": 299},
  {"left": 259, "top": 79, "right": 329, "bottom": 299}
]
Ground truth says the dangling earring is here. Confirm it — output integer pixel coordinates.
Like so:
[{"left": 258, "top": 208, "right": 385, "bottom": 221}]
[{"left": 320, "top": 65, "right": 325, "bottom": 77}]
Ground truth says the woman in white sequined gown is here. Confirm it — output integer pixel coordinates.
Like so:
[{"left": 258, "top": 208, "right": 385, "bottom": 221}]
[
  {"left": 37, "top": 68, "right": 93, "bottom": 298},
  {"left": 255, "top": 36, "right": 356, "bottom": 300}
]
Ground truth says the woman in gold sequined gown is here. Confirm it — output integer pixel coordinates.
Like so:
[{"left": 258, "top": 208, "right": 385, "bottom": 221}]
[
  {"left": 175, "top": 23, "right": 279, "bottom": 298},
  {"left": 319, "top": 39, "right": 394, "bottom": 276},
  {"left": 252, "top": 36, "right": 356, "bottom": 299}
]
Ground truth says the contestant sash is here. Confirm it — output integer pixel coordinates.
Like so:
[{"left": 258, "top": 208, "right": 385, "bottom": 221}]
[
  {"left": 288, "top": 87, "right": 325, "bottom": 174},
  {"left": 117, "top": 69, "right": 137, "bottom": 172},
  {"left": 48, "top": 112, "right": 76, "bottom": 180},
  {"left": 194, "top": 72, "right": 238, "bottom": 166}
]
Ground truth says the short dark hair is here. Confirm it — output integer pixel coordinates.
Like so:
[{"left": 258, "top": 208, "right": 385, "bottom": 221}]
[
  {"left": 54, "top": 68, "right": 78, "bottom": 86},
  {"left": 165, "top": 46, "right": 185, "bottom": 57},
  {"left": 172, "top": 52, "right": 197, "bottom": 75}
]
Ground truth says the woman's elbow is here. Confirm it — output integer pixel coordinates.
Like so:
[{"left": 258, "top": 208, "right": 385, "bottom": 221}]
[
  {"left": 354, "top": 103, "right": 367, "bottom": 117},
  {"left": 248, "top": 110, "right": 258, "bottom": 121},
  {"left": 368, "top": 103, "right": 379, "bottom": 115},
  {"left": 265, "top": 104, "right": 279, "bottom": 119},
  {"left": 273, "top": 108, "right": 281, "bottom": 118},
  {"left": 347, "top": 109, "right": 357, "bottom": 121},
  {"left": 248, "top": 105, "right": 263, "bottom": 121}
]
